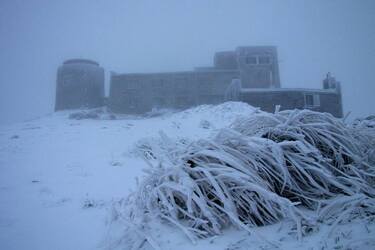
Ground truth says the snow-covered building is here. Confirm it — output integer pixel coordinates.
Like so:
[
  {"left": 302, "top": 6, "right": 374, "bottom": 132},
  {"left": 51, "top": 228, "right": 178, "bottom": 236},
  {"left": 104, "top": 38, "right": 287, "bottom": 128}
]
[
  {"left": 108, "top": 46, "right": 342, "bottom": 117},
  {"left": 56, "top": 46, "right": 343, "bottom": 117}
]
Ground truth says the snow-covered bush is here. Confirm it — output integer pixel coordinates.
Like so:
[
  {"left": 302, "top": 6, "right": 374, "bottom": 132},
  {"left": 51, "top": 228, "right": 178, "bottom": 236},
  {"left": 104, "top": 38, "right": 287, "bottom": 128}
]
[
  {"left": 117, "top": 109, "right": 375, "bottom": 249},
  {"left": 350, "top": 115, "right": 375, "bottom": 166}
]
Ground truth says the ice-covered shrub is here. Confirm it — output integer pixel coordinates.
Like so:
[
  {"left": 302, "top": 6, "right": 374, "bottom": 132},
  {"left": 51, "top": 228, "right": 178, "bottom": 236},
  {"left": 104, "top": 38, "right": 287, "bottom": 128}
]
[
  {"left": 118, "top": 109, "right": 375, "bottom": 249},
  {"left": 132, "top": 131, "right": 192, "bottom": 163},
  {"left": 350, "top": 115, "right": 375, "bottom": 166}
]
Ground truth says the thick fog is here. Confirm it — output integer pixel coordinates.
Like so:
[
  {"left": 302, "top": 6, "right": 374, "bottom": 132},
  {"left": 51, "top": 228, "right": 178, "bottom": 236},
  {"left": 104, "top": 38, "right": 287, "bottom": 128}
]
[{"left": 0, "top": 0, "right": 374, "bottom": 124}]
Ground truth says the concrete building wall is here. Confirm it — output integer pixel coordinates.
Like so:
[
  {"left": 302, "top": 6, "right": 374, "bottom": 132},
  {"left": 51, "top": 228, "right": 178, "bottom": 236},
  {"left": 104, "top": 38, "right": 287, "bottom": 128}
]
[
  {"left": 55, "top": 59, "right": 104, "bottom": 111},
  {"left": 214, "top": 51, "right": 238, "bottom": 70},
  {"left": 109, "top": 73, "right": 153, "bottom": 113},
  {"left": 240, "top": 89, "right": 343, "bottom": 117},
  {"left": 213, "top": 46, "right": 281, "bottom": 89},
  {"left": 108, "top": 70, "right": 239, "bottom": 113},
  {"left": 236, "top": 46, "right": 281, "bottom": 88}
]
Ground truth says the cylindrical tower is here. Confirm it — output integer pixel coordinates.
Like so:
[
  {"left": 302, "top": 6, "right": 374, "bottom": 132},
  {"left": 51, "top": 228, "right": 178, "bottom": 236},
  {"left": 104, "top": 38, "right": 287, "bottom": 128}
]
[{"left": 55, "top": 59, "right": 104, "bottom": 111}]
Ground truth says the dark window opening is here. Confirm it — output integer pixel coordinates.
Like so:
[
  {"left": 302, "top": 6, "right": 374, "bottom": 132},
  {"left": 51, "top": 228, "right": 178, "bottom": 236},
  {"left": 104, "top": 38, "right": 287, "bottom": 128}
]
[
  {"left": 305, "top": 93, "right": 320, "bottom": 107},
  {"left": 305, "top": 94, "right": 314, "bottom": 106},
  {"left": 259, "top": 56, "right": 271, "bottom": 65}
]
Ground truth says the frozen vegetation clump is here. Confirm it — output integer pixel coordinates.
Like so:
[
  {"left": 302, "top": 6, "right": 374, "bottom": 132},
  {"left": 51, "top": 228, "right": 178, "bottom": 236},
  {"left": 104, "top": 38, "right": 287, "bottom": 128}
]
[
  {"left": 350, "top": 115, "right": 375, "bottom": 165},
  {"left": 114, "top": 109, "right": 375, "bottom": 249}
]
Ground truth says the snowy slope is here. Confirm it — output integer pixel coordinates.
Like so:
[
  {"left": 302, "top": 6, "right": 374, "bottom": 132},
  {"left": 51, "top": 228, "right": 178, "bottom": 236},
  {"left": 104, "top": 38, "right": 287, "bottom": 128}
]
[{"left": 0, "top": 102, "right": 374, "bottom": 250}]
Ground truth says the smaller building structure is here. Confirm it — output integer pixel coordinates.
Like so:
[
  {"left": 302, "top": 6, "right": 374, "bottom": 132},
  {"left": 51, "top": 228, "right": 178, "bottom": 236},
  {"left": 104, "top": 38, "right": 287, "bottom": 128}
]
[
  {"left": 238, "top": 84, "right": 343, "bottom": 117},
  {"left": 55, "top": 59, "right": 104, "bottom": 111}
]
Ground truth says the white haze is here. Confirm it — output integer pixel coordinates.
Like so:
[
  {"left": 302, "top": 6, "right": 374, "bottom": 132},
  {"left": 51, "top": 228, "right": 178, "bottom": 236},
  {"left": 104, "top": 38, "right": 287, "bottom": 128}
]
[{"left": 0, "top": 0, "right": 374, "bottom": 124}]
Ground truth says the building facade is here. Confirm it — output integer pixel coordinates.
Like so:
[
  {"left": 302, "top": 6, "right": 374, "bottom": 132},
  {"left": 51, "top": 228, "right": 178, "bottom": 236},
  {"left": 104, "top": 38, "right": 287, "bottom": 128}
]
[
  {"left": 56, "top": 46, "right": 343, "bottom": 117},
  {"left": 239, "top": 87, "right": 342, "bottom": 117},
  {"left": 107, "top": 46, "right": 342, "bottom": 117},
  {"left": 55, "top": 59, "right": 104, "bottom": 111},
  {"left": 109, "top": 69, "right": 239, "bottom": 113}
]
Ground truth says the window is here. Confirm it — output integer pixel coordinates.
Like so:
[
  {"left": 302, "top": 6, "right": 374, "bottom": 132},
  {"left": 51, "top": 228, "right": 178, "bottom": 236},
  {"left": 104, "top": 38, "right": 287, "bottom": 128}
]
[
  {"left": 258, "top": 56, "right": 271, "bottom": 65},
  {"left": 305, "top": 94, "right": 313, "bottom": 106},
  {"left": 314, "top": 94, "right": 321, "bottom": 107},
  {"left": 304, "top": 93, "right": 320, "bottom": 107},
  {"left": 246, "top": 56, "right": 257, "bottom": 65},
  {"left": 245, "top": 55, "right": 272, "bottom": 65}
]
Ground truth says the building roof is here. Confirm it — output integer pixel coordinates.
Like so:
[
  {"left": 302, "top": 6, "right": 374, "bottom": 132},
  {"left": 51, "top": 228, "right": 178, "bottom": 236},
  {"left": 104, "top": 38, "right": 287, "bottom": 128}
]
[
  {"left": 112, "top": 68, "right": 239, "bottom": 77},
  {"left": 63, "top": 59, "right": 99, "bottom": 66}
]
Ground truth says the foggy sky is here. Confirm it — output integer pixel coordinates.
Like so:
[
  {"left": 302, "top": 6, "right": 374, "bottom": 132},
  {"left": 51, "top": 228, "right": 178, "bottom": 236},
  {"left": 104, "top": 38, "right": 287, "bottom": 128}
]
[{"left": 0, "top": 0, "right": 374, "bottom": 124}]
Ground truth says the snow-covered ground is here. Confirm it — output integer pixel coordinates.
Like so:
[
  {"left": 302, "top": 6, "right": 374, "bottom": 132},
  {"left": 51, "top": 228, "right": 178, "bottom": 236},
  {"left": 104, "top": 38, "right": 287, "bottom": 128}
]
[{"left": 0, "top": 102, "right": 374, "bottom": 250}]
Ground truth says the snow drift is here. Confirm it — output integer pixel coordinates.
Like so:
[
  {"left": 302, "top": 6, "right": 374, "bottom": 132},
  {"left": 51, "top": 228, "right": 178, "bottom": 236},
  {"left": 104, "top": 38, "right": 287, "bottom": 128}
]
[{"left": 113, "top": 108, "right": 375, "bottom": 249}]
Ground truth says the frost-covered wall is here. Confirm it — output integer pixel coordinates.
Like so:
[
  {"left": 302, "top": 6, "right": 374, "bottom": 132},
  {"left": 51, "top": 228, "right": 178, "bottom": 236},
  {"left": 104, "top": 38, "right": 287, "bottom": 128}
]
[
  {"left": 109, "top": 46, "right": 282, "bottom": 113},
  {"left": 240, "top": 88, "right": 343, "bottom": 117},
  {"left": 213, "top": 46, "right": 280, "bottom": 88},
  {"left": 214, "top": 51, "right": 238, "bottom": 70},
  {"left": 109, "top": 70, "right": 239, "bottom": 113},
  {"left": 55, "top": 59, "right": 104, "bottom": 111}
]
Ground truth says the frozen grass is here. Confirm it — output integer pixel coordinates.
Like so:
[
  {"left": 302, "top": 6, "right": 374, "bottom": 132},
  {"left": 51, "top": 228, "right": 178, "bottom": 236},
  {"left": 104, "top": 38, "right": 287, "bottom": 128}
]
[{"left": 116, "top": 109, "right": 375, "bottom": 249}]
